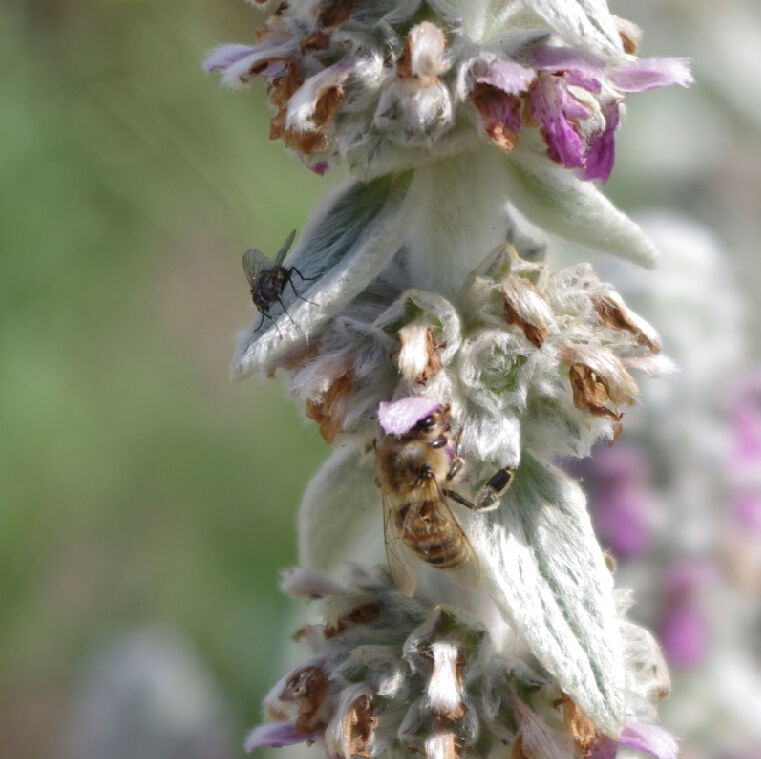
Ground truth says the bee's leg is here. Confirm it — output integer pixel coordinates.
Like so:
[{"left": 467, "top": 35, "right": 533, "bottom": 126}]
[
  {"left": 290, "top": 267, "right": 319, "bottom": 282},
  {"left": 475, "top": 467, "right": 515, "bottom": 510},
  {"left": 446, "top": 457, "right": 465, "bottom": 482},
  {"left": 442, "top": 488, "right": 478, "bottom": 510}
]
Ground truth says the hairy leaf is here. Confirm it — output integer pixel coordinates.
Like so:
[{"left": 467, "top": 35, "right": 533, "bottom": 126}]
[{"left": 464, "top": 453, "right": 626, "bottom": 736}]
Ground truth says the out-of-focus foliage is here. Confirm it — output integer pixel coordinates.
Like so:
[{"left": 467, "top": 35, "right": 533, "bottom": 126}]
[{"left": 0, "top": 1, "right": 339, "bottom": 755}]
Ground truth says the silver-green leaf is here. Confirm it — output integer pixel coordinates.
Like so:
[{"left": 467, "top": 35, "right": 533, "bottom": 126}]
[
  {"left": 464, "top": 453, "right": 626, "bottom": 736},
  {"left": 232, "top": 172, "right": 414, "bottom": 379},
  {"left": 502, "top": 150, "right": 658, "bottom": 269},
  {"left": 523, "top": 0, "right": 624, "bottom": 60}
]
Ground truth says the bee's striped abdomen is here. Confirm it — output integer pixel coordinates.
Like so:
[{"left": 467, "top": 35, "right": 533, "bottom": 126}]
[{"left": 395, "top": 501, "right": 469, "bottom": 569}]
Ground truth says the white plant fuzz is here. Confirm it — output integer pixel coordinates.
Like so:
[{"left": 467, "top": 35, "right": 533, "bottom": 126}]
[
  {"left": 248, "top": 565, "right": 669, "bottom": 759},
  {"left": 203, "top": 1, "right": 687, "bottom": 756}
]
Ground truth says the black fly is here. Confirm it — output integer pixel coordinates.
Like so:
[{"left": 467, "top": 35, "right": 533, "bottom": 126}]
[{"left": 242, "top": 229, "right": 317, "bottom": 337}]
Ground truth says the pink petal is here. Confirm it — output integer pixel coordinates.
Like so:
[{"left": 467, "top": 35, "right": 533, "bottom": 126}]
[
  {"left": 529, "top": 45, "right": 605, "bottom": 93},
  {"left": 202, "top": 44, "right": 258, "bottom": 73},
  {"left": 528, "top": 72, "right": 590, "bottom": 168},
  {"left": 378, "top": 397, "right": 441, "bottom": 436},
  {"left": 244, "top": 722, "right": 318, "bottom": 753},
  {"left": 659, "top": 601, "right": 708, "bottom": 669},
  {"left": 581, "top": 100, "right": 620, "bottom": 184},
  {"left": 477, "top": 59, "right": 536, "bottom": 94},
  {"left": 619, "top": 722, "right": 679, "bottom": 759},
  {"left": 608, "top": 58, "right": 693, "bottom": 93}
]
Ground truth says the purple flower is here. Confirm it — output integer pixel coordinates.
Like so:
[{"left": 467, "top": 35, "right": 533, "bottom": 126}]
[
  {"left": 608, "top": 57, "right": 693, "bottom": 93},
  {"left": 527, "top": 71, "right": 590, "bottom": 168},
  {"left": 659, "top": 600, "right": 708, "bottom": 669},
  {"left": 581, "top": 100, "right": 620, "bottom": 183},
  {"left": 378, "top": 397, "right": 441, "bottom": 436},
  {"left": 731, "top": 491, "right": 761, "bottom": 531},
  {"left": 590, "top": 721, "right": 679, "bottom": 759},
  {"left": 586, "top": 446, "right": 654, "bottom": 559},
  {"left": 528, "top": 45, "right": 605, "bottom": 93},
  {"left": 657, "top": 561, "right": 714, "bottom": 669},
  {"left": 244, "top": 721, "right": 319, "bottom": 753}
]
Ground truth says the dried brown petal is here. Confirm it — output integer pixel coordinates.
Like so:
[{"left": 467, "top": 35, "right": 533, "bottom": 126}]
[
  {"left": 324, "top": 602, "right": 381, "bottom": 638},
  {"left": 284, "top": 84, "right": 345, "bottom": 155},
  {"left": 594, "top": 293, "right": 661, "bottom": 353},
  {"left": 472, "top": 85, "right": 521, "bottom": 152},
  {"left": 396, "top": 34, "right": 415, "bottom": 80},
  {"left": 613, "top": 15, "right": 642, "bottom": 54},
  {"left": 603, "top": 551, "right": 617, "bottom": 573},
  {"left": 510, "top": 736, "right": 529, "bottom": 759},
  {"left": 306, "top": 370, "right": 353, "bottom": 443},
  {"left": 346, "top": 694, "right": 378, "bottom": 758},
  {"left": 317, "top": 0, "right": 355, "bottom": 29},
  {"left": 503, "top": 301, "right": 546, "bottom": 348},
  {"left": 501, "top": 278, "right": 552, "bottom": 349},
  {"left": 283, "top": 666, "right": 330, "bottom": 734},
  {"left": 270, "top": 60, "right": 305, "bottom": 109},
  {"left": 568, "top": 363, "right": 622, "bottom": 420},
  {"left": 300, "top": 32, "right": 331, "bottom": 55},
  {"left": 556, "top": 695, "right": 601, "bottom": 756},
  {"left": 397, "top": 325, "right": 443, "bottom": 385}
]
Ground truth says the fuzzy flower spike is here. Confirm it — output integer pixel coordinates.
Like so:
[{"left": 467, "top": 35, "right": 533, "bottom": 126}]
[{"left": 204, "top": 1, "right": 688, "bottom": 757}]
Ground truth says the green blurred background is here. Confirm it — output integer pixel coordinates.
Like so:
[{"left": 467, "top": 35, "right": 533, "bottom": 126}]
[{"left": 0, "top": 1, "right": 345, "bottom": 755}]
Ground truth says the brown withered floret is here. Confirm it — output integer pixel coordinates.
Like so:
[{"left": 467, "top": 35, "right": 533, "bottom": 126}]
[
  {"left": 510, "top": 735, "right": 529, "bottom": 759},
  {"left": 555, "top": 695, "right": 602, "bottom": 756},
  {"left": 285, "top": 666, "right": 330, "bottom": 734},
  {"left": 346, "top": 694, "right": 378, "bottom": 758},
  {"left": 300, "top": 32, "right": 331, "bottom": 55},
  {"left": 283, "top": 84, "right": 345, "bottom": 155},
  {"left": 396, "top": 326, "right": 444, "bottom": 385},
  {"left": 472, "top": 84, "right": 520, "bottom": 152},
  {"left": 593, "top": 293, "right": 660, "bottom": 353},
  {"left": 500, "top": 276, "right": 552, "bottom": 348},
  {"left": 269, "top": 60, "right": 306, "bottom": 141},
  {"left": 323, "top": 602, "right": 381, "bottom": 638},
  {"left": 306, "top": 370, "right": 353, "bottom": 443},
  {"left": 568, "top": 364, "right": 623, "bottom": 420},
  {"left": 503, "top": 301, "right": 546, "bottom": 348},
  {"left": 317, "top": 0, "right": 355, "bottom": 29}
]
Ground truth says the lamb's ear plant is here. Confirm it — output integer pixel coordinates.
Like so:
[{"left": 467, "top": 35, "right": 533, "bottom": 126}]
[{"left": 204, "top": 2, "right": 691, "bottom": 757}]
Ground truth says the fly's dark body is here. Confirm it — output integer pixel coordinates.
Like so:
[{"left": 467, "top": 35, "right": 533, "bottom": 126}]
[{"left": 242, "top": 229, "right": 317, "bottom": 337}]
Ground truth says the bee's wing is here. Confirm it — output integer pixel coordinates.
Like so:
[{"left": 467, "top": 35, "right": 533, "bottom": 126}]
[
  {"left": 382, "top": 494, "right": 418, "bottom": 598},
  {"left": 242, "top": 248, "right": 270, "bottom": 285},
  {"left": 424, "top": 482, "right": 480, "bottom": 591},
  {"left": 273, "top": 229, "right": 297, "bottom": 268}
]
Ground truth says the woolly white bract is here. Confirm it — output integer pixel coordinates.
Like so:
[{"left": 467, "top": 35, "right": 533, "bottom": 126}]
[{"left": 203, "top": 1, "right": 685, "bottom": 757}]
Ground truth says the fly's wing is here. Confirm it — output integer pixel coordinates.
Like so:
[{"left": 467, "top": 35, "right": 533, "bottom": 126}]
[
  {"left": 382, "top": 494, "right": 418, "bottom": 598},
  {"left": 273, "top": 229, "right": 297, "bottom": 268},
  {"left": 242, "top": 249, "right": 270, "bottom": 286}
]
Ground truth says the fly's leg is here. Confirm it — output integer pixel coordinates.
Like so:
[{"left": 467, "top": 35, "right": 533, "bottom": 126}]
[
  {"left": 275, "top": 296, "right": 297, "bottom": 326},
  {"left": 258, "top": 310, "right": 283, "bottom": 339},
  {"left": 290, "top": 267, "right": 319, "bottom": 282},
  {"left": 285, "top": 271, "right": 318, "bottom": 306}
]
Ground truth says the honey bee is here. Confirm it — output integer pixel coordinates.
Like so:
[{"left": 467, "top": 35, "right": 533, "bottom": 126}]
[
  {"left": 242, "top": 229, "right": 317, "bottom": 337},
  {"left": 374, "top": 404, "right": 514, "bottom": 597}
]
